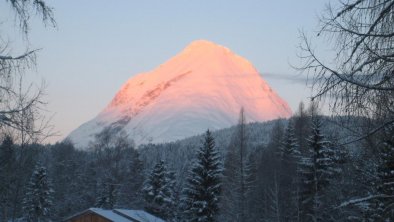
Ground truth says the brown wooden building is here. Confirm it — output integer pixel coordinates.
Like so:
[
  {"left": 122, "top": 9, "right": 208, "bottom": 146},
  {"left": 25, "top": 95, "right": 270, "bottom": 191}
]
[{"left": 63, "top": 208, "right": 165, "bottom": 222}]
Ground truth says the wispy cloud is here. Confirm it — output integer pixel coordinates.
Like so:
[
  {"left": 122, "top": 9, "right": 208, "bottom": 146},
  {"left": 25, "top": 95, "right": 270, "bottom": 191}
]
[{"left": 260, "top": 72, "right": 309, "bottom": 84}]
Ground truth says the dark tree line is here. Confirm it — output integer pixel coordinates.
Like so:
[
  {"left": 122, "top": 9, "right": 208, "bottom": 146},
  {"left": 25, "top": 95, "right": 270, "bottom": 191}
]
[{"left": 0, "top": 103, "right": 392, "bottom": 221}]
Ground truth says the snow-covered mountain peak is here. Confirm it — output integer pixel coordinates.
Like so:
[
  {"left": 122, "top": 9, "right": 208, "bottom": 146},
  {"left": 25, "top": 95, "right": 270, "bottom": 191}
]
[
  {"left": 183, "top": 39, "right": 231, "bottom": 54},
  {"left": 177, "top": 40, "right": 256, "bottom": 76},
  {"left": 67, "top": 40, "right": 292, "bottom": 148}
]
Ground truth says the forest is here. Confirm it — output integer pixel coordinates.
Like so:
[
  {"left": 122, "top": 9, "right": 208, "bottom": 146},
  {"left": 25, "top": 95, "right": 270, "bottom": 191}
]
[
  {"left": 1, "top": 0, "right": 393, "bottom": 221},
  {"left": 0, "top": 102, "right": 392, "bottom": 221}
]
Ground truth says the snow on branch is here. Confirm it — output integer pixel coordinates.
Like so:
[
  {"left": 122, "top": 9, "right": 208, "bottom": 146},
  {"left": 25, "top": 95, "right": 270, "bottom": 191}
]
[{"left": 338, "top": 194, "right": 394, "bottom": 208}]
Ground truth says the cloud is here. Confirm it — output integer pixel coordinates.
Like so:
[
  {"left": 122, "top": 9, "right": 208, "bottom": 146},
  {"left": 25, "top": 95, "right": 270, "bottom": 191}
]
[{"left": 260, "top": 72, "right": 309, "bottom": 84}]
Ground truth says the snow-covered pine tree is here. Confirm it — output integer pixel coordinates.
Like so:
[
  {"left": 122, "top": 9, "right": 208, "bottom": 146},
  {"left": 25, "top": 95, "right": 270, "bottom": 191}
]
[
  {"left": 166, "top": 170, "right": 178, "bottom": 221},
  {"left": 279, "top": 121, "right": 301, "bottom": 221},
  {"left": 142, "top": 160, "right": 174, "bottom": 220},
  {"left": 22, "top": 163, "right": 54, "bottom": 222},
  {"left": 254, "top": 146, "right": 281, "bottom": 221},
  {"left": 299, "top": 116, "right": 340, "bottom": 221},
  {"left": 298, "top": 154, "right": 314, "bottom": 221},
  {"left": 244, "top": 152, "right": 259, "bottom": 222},
  {"left": 183, "top": 130, "right": 222, "bottom": 222},
  {"left": 293, "top": 102, "right": 310, "bottom": 154},
  {"left": 281, "top": 121, "right": 300, "bottom": 162}
]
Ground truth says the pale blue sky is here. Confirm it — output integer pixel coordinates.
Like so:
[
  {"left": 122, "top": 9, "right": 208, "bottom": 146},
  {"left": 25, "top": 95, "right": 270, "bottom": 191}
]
[{"left": 1, "top": 1, "right": 331, "bottom": 143}]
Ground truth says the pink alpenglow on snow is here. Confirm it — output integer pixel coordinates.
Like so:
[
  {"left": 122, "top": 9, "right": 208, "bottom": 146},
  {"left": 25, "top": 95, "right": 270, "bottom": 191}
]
[{"left": 67, "top": 40, "right": 292, "bottom": 148}]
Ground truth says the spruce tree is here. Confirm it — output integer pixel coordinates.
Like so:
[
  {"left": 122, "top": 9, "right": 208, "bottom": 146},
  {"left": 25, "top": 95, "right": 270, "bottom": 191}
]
[
  {"left": 23, "top": 164, "right": 54, "bottom": 222},
  {"left": 244, "top": 152, "right": 259, "bottom": 222},
  {"left": 281, "top": 121, "right": 300, "bottom": 161},
  {"left": 299, "top": 116, "right": 340, "bottom": 221},
  {"left": 142, "top": 160, "right": 174, "bottom": 220},
  {"left": 279, "top": 121, "right": 300, "bottom": 221},
  {"left": 166, "top": 170, "right": 178, "bottom": 221},
  {"left": 183, "top": 130, "right": 222, "bottom": 222}
]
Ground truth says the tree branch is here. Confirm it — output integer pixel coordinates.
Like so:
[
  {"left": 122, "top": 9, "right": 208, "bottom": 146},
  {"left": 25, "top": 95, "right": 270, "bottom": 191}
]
[
  {"left": 340, "top": 119, "right": 394, "bottom": 145},
  {"left": 0, "top": 49, "right": 39, "bottom": 61}
]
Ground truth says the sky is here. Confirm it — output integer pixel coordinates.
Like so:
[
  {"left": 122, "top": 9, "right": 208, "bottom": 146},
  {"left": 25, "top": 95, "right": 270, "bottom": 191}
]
[{"left": 1, "top": 0, "right": 332, "bottom": 143}]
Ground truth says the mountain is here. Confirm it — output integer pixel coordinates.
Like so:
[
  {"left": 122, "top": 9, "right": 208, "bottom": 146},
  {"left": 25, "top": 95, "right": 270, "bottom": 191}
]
[{"left": 67, "top": 40, "right": 292, "bottom": 148}]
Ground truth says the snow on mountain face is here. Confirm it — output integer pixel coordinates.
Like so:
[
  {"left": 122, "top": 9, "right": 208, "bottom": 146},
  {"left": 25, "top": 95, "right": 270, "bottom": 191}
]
[{"left": 67, "top": 40, "right": 292, "bottom": 148}]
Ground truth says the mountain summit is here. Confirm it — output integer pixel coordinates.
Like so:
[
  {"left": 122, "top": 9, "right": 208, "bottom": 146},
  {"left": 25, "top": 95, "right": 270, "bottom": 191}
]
[{"left": 67, "top": 40, "right": 292, "bottom": 148}]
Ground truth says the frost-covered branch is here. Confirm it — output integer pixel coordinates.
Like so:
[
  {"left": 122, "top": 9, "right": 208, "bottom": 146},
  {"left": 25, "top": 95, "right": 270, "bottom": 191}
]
[{"left": 338, "top": 194, "right": 394, "bottom": 208}]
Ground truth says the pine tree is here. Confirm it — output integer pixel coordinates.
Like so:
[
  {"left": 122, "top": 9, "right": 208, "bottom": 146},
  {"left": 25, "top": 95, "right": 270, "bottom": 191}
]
[
  {"left": 299, "top": 116, "right": 340, "bottom": 221},
  {"left": 279, "top": 121, "right": 301, "bottom": 221},
  {"left": 166, "top": 170, "right": 178, "bottom": 221},
  {"left": 298, "top": 154, "right": 314, "bottom": 221},
  {"left": 244, "top": 152, "right": 258, "bottom": 222},
  {"left": 23, "top": 164, "right": 54, "bottom": 222},
  {"left": 294, "top": 102, "right": 310, "bottom": 154},
  {"left": 142, "top": 160, "right": 174, "bottom": 220},
  {"left": 183, "top": 130, "right": 222, "bottom": 222},
  {"left": 281, "top": 121, "right": 301, "bottom": 161}
]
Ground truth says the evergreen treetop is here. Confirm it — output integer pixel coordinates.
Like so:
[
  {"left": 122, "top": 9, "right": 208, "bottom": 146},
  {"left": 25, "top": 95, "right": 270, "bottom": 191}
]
[
  {"left": 23, "top": 163, "right": 54, "bottom": 222},
  {"left": 183, "top": 130, "right": 222, "bottom": 222}
]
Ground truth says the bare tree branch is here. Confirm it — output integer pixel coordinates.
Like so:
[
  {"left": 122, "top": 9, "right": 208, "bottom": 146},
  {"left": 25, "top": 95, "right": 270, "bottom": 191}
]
[
  {"left": 298, "top": 0, "right": 394, "bottom": 127},
  {"left": 0, "top": 49, "right": 40, "bottom": 61}
]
